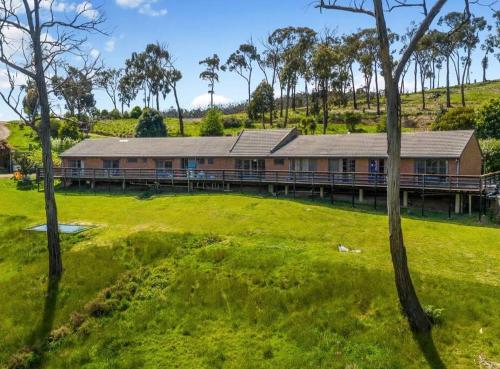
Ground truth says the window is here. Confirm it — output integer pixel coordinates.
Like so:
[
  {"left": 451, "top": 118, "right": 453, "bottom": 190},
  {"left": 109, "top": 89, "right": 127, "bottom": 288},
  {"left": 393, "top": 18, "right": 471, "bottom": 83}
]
[
  {"left": 329, "top": 159, "right": 340, "bottom": 173},
  {"left": 127, "top": 158, "right": 138, "bottom": 163},
  {"left": 197, "top": 158, "right": 205, "bottom": 165},
  {"left": 142, "top": 158, "right": 148, "bottom": 163},
  {"left": 414, "top": 159, "right": 448, "bottom": 175},
  {"left": 103, "top": 160, "right": 119, "bottom": 169},
  {"left": 274, "top": 159, "right": 285, "bottom": 166},
  {"left": 342, "top": 159, "right": 356, "bottom": 173},
  {"left": 235, "top": 159, "right": 265, "bottom": 172},
  {"left": 69, "top": 160, "right": 83, "bottom": 168},
  {"left": 157, "top": 160, "right": 173, "bottom": 169},
  {"left": 292, "top": 159, "right": 317, "bottom": 172},
  {"left": 208, "top": 158, "right": 214, "bottom": 165}
]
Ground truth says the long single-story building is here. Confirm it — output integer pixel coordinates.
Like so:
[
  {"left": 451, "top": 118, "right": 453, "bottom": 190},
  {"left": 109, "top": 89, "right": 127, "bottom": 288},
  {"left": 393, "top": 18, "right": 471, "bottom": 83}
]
[{"left": 59, "top": 129, "right": 482, "bottom": 177}]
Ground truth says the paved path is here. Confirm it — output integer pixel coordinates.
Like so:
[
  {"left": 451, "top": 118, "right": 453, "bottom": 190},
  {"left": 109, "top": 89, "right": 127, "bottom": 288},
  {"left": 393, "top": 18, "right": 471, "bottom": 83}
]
[{"left": 0, "top": 121, "right": 9, "bottom": 141}]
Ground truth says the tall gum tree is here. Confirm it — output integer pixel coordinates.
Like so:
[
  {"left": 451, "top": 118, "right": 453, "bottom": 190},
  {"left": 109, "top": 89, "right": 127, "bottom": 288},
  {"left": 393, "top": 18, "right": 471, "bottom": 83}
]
[
  {"left": 0, "top": 0, "right": 105, "bottom": 280},
  {"left": 317, "top": 0, "right": 476, "bottom": 334}
]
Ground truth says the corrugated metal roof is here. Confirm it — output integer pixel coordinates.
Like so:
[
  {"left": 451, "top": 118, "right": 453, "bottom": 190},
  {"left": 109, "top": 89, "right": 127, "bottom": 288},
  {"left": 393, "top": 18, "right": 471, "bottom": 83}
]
[
  {"left": 60, "top": 137, "right": 237, "bottom": 158},
  {"left": 271, "top": 131, "right": 475, "bottom": 159}
]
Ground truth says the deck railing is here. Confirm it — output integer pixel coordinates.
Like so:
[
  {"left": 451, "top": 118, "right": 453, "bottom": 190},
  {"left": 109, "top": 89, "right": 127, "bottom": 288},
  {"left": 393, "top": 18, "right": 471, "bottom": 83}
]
[{"left": 37, "top": 167, "right": 493, "bottom": 193}]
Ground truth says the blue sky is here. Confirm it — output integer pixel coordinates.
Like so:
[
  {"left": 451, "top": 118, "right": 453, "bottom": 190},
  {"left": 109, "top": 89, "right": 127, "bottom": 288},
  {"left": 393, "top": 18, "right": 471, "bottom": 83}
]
[{"left": 1, "top": 0, "right": 499, "bottom": 119}]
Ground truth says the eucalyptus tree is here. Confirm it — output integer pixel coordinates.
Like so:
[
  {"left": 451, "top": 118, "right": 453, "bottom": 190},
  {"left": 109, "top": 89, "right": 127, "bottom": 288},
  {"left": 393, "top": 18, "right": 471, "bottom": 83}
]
[
  {"left": 249, "top": 80, "right": 274, "bottom": 127},
  {"left": 317, "top": 0, "right": 477, "bottom": 334},
  {"left": 258, "top": 33, "right": 282, "bottom": 125},
  {"left": 342, "top": 33, "right": 362, "bottom": 109},
  {"left": 459, "top": 15, "right": 487, "bottom": 105},
  {"left": 0, "top": 0, "right": 105, "bottom": 279},
  {"left": 118, "top": 74, "right": 138, "bottom": 114},
  {"left": 52, "top": 64, "right": 97, "bottom": 120},
  {"left": 97, "top": 68, "right": 123, "bottom": 111},
  {"left": 225, "top": 42, "right": 258, "bottom": 105},
  {"left": 199, "top": 54, "right": 223, "bottom": 108}
]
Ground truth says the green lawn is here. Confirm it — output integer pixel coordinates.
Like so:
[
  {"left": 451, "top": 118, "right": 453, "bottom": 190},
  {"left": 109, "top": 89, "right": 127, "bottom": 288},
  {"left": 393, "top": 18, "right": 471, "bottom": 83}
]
[{"left": 0, "top": 179, "right": 498, "bottom": 368}]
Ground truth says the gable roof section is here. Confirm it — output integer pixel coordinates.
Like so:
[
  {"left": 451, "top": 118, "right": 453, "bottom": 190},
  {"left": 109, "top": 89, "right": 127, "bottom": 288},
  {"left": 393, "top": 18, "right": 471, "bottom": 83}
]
[
  {"left": 229, "top": 128, "right": 297, "bottom": 157},
  {"left": 60, "top": 137, "right": 236, "bottom": 158},
  {"left": 271, "top": 130, "right": 475, "bottom": 159}
]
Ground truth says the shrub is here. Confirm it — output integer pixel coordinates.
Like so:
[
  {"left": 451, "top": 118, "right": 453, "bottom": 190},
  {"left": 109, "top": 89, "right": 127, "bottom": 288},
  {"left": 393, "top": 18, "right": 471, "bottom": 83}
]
[
  {"left": 48, "top": 325, "right": 71, "bottom": 343},
  {"left": 244, "top": 118, "right": 255, "bottom": 128},
  {"left": 431, "top": 106, "right": 477, "bottom": 131},
  {"left": 222, "top": 117, "right": 243, "bottom": 129},
  {"left": 200, "top": 108, "right": 224, "bottom": 137},
  {"left": 130, "top": 106, "right": 142, "bottom": 119},
  {"left": 7, "top": 348, "right": 40, "bottom": 369},
  {"left": 69, "top": 312, "right": 86, "bottom": 330},
  {"left": 59, "top": 120, "right": 81, "bottom": 141},
  {"left": 84, "top": 298, "right": 114, "bottom": 317},
  {"left": 123, "top": 111, "right": 130, "bottom": 119},
  {"left": 344, "top": 112, "right": 362, "bottom": 132},
  {"left": 481, "top": 139, "right": 500, "bottom": 173},
  {"left": 110, "top": 108, "right": 121, "bottom": 120},
  {"left": 135, "top": 109, "right": 167, "bottom": 138},
  {"left": 376, "top": 114, "right": 387, "bottom": 133},
  {"left": 100, "top": 109, "right": 109, "bottom": 119},
  {"left": 423, "top": 305, "right": 444, "bottom": 325},
  {"left": 476, "top": 98, "right": 500, "bottom": 139}
]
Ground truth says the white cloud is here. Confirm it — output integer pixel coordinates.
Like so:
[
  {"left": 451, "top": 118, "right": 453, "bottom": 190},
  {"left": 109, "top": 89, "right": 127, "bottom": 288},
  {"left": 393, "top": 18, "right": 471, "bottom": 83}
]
[
  {"left": 105, "top": 38, "right": 116, "bottom": 52},
  {"left": 191, "top": 94, "right": 232, "bottom": 109},
  {"left": 90, "top": 48, "right": 100, "bottom": 59},
  {"left": 116, "top": 0, "right": 167, "bottom": 17}
]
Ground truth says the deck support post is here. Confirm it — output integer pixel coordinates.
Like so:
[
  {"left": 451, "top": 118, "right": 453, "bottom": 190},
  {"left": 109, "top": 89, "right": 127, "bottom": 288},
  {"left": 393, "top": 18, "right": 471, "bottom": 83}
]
[
  {"left": 122, "top": 180, "right": 126, "bottom": 191},
  {"left": 403, "top": 191, "right": 408, "bottom": 208},
  {"left": 455, "top": 193, "right": 461, "bottom": 214},
  {"left": 91, "top": 180, "right": 95, "bottom": 190},
  {"left": 358, "top": 189, "right": 364, "bottom": 203},
  {"left": 227, "top": 183, "right": 231, "bottom": 191},
  {"left": 285, "top": 185, "right": 289, "bottom": 196},
  {"left": 469, "top": 194, "right": 472, "bottom": 216},
  {"left": 320, "top": 186, "right": 324, "bottom": 199},
  {"left": 268, "top": 184, "right": 274, "bottom": 194}
]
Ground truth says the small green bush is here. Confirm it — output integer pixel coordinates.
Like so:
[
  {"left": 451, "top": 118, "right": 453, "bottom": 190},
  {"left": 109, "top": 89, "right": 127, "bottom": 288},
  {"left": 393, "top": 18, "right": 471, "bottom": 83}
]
[
  {"left": 481, "top": 139, "right": 500, "bottom": 173},
  {"left": 84, "top": 298, "right": 114, "bottom": 317},
  {"left": 244, "top": 119, "right": 255, "bottom": 128},
  {"left": 59, "top": 120, "right": 81, "bottom": 141},
  {"left": 431, "top": 106, "right": 477, "bottom": 131},
  {"left": 122, "top": 111, "right": 130, "bottom": 119},
  {"left": 200, "top": 108, "right": 224, "bottom": 137},
  {"left": 344, "top": 112, "right": 362, "bottom": 132},
  {"left": 7, "top": 347, "right": 40, "bottom": 369},
  {"left": 423, "top": 305, "right": 444, "bottom": 326},
  {"left": 130, "top": 106, "right": 142, "bottom": 119},
  {"left": 135, "top": 109, "right": 167, "bottom": 138},
  {"left": 476, "top": 98, "right": 500, "bottom": 139},
  {"left": 376, "top": 115, "right": 387, "bottom": 133},
  {"left": 222, "top": 117, "right": 243, "bottom": 129},
  {"left": 110, "top": 108, "right": 121, "bottom": 120},
  {"left": 100, "top": 109, "right": 109, "bottom": 119}
]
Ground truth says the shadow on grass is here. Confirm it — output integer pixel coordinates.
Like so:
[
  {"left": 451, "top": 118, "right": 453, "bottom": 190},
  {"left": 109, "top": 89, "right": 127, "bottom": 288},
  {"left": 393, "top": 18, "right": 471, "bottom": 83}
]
[
  {"left": 414, "top": 332, "right": 447, "bottom": 369},
  {"left": 28, "top": 276, "right": 60, "bottom": 365}
]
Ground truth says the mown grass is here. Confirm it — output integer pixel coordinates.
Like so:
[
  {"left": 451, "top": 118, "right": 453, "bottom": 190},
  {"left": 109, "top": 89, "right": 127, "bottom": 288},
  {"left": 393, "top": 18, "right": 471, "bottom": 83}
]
[{"left": 0, "top": 179, "right": 498, "bottom": 368}]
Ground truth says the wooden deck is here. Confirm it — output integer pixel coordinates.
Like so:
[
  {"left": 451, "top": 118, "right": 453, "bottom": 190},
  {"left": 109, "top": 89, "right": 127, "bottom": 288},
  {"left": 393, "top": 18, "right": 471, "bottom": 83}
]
[{"left": 39, "top": 167, "right": 500, "bottom": 194}]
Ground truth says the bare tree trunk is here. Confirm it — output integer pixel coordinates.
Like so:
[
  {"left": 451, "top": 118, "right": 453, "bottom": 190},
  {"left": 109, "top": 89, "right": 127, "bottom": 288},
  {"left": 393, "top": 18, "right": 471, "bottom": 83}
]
[
  {"left": 156, "top": 93, "right": 160, "bottom": 111},
  {"left": 414, "top": 59, "right": 418, "bottom": 94},
  {"left": 446, "top": 55, "right": 451, "bottom": 108},
  {"left": 279, "top": 84, "right": 284, "bottom": 118},
  {"left": 322, "top": 81, "right": 328, "bottom": 134},
  {"left": 350, "top": 63, "right": 358, "bottom": 109},
  {"left": 305, "top": 80, "right": 310, "bottom": 116},
  {"left": 374, "top": 62, "right": 381, "bottom": 115},
  {"left": 373, "top": 0, "right": 431, "bottom": 334},
  {"left": 173, "top": 84, "right": 184, "bottom": 136},
  {"left": 284, "top": 83, "right": 290, "bottom": 127},
  {"left": 33, "top": 25, "right": 62, "bottom": 279}
]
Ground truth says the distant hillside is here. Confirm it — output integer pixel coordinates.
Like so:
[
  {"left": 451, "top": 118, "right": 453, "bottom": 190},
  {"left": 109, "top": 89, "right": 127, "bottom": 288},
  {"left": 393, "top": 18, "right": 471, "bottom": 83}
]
[{"left": 91, "top": 79, "right": 500, "bottom": 138}]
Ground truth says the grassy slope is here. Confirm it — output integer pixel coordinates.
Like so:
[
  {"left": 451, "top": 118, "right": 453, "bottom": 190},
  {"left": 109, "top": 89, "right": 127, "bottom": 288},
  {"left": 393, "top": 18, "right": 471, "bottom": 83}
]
[
  {"left": 0, "top": 180, "right": 498, "bottom": 368},
  {"left": 90, "top": 80, "right": 500, "bottom": 138},
  {"left": 4, "top": 122, "right": 39, "bottom": 151}
]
